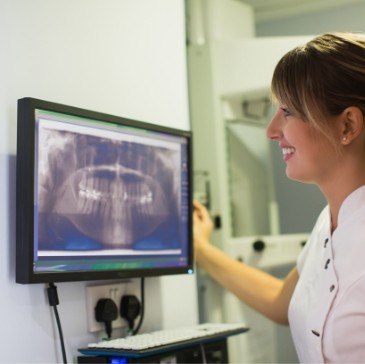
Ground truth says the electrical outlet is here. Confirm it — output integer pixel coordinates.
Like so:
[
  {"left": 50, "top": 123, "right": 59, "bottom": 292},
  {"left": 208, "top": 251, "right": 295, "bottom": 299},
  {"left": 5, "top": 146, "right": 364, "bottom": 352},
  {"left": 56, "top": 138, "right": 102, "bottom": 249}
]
[{"left": 86, "top": 282, "right": 133, "bottom": 333}]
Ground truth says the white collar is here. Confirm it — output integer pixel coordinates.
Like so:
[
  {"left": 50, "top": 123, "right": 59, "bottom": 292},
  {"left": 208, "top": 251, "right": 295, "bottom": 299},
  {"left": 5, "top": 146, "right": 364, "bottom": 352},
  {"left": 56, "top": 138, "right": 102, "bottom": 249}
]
[{"left": 337, "top": 185, "right": 365, "bottom": 227}]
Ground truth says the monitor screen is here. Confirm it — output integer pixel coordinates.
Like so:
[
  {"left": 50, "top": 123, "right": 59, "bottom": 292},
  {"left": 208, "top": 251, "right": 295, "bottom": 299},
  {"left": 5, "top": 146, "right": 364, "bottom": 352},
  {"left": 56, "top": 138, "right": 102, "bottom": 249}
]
[{"left": 16, "top": 98, "right": 193, "bottom": 283}]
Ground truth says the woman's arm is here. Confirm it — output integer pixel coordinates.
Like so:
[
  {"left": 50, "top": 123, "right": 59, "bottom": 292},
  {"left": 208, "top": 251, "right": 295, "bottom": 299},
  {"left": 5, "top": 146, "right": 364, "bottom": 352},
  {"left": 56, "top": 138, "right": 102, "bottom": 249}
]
[{"left": 193, "top": 200, "right": 298, "bottom": 325}]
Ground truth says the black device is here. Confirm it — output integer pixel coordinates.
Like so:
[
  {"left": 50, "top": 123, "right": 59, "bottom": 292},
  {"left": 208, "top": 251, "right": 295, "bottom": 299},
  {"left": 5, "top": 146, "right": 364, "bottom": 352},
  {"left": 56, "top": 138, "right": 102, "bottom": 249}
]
[
  {"left": 16, "top": 97, "right": 193, "bottom": 283},
  {"left": 95, "top": 298, "right": 118, "bottom": 339},
  {"left": 120, "top": 295, "right": 141, "bottom": 330}
]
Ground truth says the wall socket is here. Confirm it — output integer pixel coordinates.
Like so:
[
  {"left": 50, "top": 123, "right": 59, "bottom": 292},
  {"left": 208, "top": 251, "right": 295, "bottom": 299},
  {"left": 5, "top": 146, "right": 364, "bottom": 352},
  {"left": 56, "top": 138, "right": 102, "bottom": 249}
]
[{"left": 86, "top": 281, "right": 137, "bottom": 333}]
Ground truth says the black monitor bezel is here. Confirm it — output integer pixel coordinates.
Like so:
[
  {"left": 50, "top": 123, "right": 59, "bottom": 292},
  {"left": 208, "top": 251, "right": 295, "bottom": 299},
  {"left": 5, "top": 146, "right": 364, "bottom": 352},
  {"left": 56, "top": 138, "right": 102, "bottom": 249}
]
[{"left": 16, "top": 97, "right": 193, "bottom": 284}]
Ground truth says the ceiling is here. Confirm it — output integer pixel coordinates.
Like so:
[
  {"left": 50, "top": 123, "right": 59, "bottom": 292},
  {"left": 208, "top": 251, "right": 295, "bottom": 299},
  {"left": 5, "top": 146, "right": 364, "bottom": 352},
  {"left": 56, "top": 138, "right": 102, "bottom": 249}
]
[{"left": 238, "top": 0, "right": 365, "bottom": 23}]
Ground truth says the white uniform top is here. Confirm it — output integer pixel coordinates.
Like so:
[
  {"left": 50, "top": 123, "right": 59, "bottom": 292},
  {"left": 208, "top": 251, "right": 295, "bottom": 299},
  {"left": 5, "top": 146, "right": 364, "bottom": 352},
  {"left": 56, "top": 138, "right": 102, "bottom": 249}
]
[{"left": 289, "top": 185, "right": 365, "bottom": 363}]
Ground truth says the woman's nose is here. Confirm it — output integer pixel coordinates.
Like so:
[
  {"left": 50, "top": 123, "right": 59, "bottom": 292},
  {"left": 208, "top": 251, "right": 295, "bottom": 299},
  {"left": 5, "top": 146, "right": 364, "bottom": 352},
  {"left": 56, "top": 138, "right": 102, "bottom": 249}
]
[{"left": 266, "top": 109, "right": 282, "bottom": 141}]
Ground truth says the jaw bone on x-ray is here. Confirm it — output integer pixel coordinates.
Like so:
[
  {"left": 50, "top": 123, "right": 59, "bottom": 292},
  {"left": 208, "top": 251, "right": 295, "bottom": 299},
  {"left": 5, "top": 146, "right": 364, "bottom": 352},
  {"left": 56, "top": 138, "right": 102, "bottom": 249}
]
[{"left": 37, "top": 128, "right": 180, "bottom": 251}]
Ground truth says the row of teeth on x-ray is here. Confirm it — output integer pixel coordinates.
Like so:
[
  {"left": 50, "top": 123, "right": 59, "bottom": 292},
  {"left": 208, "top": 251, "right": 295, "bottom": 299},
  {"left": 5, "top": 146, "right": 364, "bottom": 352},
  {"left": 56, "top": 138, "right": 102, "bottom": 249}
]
[
  {"left": 78, "top": 188, "right": 153, "bottom": 204},
  {"left": 76, "top": 168, "right": 156, "bottom": 216}
]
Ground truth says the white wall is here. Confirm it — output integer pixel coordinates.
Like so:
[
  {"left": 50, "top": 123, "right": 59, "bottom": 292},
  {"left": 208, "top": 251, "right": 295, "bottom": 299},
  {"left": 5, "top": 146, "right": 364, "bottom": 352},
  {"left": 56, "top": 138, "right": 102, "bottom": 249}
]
[{"left": 0, "top": 1, "right": 198, "bottom": 363}]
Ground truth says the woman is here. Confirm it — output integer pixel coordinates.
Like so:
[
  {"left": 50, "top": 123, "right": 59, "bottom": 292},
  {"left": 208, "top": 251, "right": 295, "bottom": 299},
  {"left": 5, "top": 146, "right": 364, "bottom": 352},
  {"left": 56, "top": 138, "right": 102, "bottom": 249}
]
[{"left": 193, "top": 32, "right": 365, "bottom": 363}]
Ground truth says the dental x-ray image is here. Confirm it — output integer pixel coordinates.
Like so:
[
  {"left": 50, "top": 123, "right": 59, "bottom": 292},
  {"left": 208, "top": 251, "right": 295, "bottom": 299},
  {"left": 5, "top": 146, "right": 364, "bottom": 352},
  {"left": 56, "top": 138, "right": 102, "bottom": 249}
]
[{"left": 37, "top": 123, "right": 181, "bottom": 252}]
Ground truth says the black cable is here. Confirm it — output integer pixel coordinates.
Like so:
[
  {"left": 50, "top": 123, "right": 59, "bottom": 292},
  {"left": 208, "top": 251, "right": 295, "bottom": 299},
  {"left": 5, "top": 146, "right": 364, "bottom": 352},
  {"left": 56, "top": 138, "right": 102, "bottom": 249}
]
[
  {"left": 132, "top": 277, "right": 145, "bottom": 335},
  {"left": 47, "top": 283, "right": 67, "bottom": 364},
  {"left": 199, "top": 343, "right": 207, "bottom": 364}
]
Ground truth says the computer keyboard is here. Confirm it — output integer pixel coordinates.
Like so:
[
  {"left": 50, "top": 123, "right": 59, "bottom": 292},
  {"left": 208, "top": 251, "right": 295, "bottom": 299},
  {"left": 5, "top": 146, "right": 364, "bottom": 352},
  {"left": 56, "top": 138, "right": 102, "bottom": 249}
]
[{"left": 80, "top": 322, "right": 248, "bottom": 356}]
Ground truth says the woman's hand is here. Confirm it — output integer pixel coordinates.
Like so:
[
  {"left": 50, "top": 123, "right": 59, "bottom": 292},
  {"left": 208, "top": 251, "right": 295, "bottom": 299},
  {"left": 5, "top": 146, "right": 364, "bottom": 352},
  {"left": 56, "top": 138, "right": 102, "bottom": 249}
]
[{"left": 193, "top": 199, "right": 214, "bottom": 262}]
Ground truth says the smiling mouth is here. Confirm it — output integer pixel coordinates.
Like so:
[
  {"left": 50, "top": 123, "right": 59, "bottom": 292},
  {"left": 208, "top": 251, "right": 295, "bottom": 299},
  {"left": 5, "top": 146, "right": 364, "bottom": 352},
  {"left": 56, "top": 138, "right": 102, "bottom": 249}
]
[{"left": 282, "top": 147, "right": 295, "bottom": 159}]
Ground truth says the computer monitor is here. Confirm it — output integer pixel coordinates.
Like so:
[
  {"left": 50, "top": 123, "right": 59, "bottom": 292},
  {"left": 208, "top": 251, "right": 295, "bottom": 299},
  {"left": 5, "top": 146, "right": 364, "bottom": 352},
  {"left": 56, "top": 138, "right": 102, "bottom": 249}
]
[{"left": 16, "top": 97, "right": 193, "bottom": 283}]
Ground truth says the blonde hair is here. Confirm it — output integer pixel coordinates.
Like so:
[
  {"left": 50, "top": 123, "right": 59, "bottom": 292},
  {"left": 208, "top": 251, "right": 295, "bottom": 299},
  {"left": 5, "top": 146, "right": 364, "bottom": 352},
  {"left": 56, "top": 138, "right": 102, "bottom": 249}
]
[{"left": 271, "top": 32, "right": 365, "bottom": 139}]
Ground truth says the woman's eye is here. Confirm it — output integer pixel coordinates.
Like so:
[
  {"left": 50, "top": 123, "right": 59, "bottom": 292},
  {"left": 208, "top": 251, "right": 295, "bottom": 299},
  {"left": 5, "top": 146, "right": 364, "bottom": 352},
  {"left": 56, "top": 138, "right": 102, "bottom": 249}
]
[{"left": 281, "top": 107, "right": 292, "bottom": 117}]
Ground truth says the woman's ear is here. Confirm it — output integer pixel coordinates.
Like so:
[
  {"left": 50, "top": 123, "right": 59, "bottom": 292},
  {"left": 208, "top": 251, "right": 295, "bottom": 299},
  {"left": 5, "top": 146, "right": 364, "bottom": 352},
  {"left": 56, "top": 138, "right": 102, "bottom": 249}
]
[{"left": 339, "top": 106, "right": 364, "bottom": 145}]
